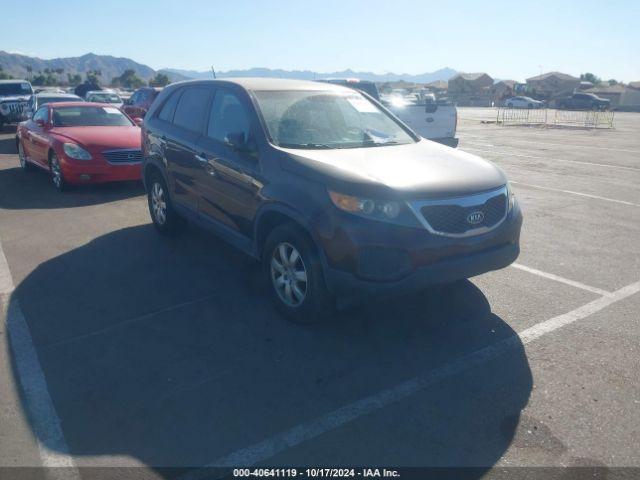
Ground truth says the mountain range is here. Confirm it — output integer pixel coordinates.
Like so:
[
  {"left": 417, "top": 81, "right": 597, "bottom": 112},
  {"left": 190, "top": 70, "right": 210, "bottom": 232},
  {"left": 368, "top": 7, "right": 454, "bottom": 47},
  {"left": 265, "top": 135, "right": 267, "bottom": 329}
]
[
  {"left": 0, "top": 51, "right": 458, "bottom": 84},
  {"left": 159, "top": 67, "right": 459, "bottom": 83}
]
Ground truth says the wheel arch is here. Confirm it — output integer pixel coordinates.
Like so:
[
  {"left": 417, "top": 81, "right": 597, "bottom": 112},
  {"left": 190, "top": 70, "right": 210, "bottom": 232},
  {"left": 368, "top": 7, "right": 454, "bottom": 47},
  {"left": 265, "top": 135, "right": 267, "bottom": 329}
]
[{"left": 254, "top": 204, "right": 324, "bottom": 262}]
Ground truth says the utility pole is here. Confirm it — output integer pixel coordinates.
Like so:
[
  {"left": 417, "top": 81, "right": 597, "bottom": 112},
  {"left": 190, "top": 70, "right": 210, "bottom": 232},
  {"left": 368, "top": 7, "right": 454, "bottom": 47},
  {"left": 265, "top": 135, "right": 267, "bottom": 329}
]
[{"left": 211, "top": 66, "right": 216, "bottom": 79}]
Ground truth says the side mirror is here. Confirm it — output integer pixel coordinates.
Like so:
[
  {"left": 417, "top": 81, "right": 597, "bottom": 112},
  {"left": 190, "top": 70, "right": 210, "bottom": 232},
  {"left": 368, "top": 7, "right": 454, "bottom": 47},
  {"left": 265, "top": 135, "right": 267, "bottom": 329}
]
[
  {"left": 133, "top": 117, "right": 144, "bottom": 126},
  {"left": 425, "top": 103, "right": 438, "bottom": 113},
  {"left": 225, "top": 132, "right": 257, "bottom": 157},
  {"left": 35, "top": 119, "right": 46, "bottom": 128}
]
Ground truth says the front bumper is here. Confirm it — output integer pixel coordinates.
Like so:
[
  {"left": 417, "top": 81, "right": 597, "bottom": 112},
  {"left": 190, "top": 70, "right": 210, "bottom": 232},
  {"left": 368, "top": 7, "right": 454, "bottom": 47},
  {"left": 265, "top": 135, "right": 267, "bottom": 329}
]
[
  {"left": 320, "top": 202, "right": 522, "bottom": 298},
  {"left": 60, "top": 157, "right": 142, "bottom": 184}
]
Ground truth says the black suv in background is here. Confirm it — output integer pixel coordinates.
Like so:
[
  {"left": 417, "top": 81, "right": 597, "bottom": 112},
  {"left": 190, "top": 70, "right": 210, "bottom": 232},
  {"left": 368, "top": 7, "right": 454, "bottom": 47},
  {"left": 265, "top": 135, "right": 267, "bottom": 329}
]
[
  {"left": 557, "top": 92, "right": 610, "bottom": 110},
  {"left": 141, "top": 79, "right": 522, "bottom": 322}
]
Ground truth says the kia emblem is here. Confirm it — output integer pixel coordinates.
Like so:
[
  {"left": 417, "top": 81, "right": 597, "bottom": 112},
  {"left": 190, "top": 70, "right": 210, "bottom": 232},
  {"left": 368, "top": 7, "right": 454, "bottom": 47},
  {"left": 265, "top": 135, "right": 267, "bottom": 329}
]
[{"left": 467, "top": 211, "right": 484, "bottom": 225}]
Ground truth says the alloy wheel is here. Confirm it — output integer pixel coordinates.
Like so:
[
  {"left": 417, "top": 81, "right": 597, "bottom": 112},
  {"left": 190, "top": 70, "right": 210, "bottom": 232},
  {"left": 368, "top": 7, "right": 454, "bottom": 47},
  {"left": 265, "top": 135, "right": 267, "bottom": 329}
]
[
  {"left": 51, "top": 156, "right": 63, "bottom": 188},
  {"left": 18, "top": 142, "right": 26, "bottom": 168},
  {"left": 151, "top": 182, "right": 167, "bottom": 225},
  {"left": 270, "top": 242, "right": 308, "bottom": 307}
]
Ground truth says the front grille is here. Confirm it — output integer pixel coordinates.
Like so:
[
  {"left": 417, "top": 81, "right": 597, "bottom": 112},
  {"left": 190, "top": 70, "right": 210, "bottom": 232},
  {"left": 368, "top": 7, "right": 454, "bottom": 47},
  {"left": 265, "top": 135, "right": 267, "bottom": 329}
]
[
  {"left": 1, "top": 102, "right": 26, "bottom": 116},
  {"left": 102, "top": 149, "right": 142, "bottom": 163},
  {"left": 411, "top": 188, "right": 508, "bottom": 237}
]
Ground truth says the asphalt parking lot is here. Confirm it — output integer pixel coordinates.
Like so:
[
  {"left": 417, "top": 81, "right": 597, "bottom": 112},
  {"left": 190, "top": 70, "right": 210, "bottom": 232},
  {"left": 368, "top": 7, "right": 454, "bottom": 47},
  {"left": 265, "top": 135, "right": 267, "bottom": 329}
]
[{"left": 1, "top": 108, "right": 639, "bottom": 479}]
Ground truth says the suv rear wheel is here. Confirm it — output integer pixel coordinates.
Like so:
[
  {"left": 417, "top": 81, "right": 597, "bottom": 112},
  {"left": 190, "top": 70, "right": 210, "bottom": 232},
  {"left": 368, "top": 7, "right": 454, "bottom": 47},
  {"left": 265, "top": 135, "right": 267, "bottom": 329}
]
[
  {"left": 263, "top": 223, "right": 334, "bottom": 323},
  {"left": 147, "top": 172, "right": 185, "bottom": 235}
]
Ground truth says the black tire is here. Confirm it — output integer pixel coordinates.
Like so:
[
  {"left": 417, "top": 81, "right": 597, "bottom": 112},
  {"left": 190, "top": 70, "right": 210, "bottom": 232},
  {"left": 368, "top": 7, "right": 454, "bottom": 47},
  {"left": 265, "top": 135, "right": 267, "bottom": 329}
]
[
  {"left": 147, "top": 172, "right": 186, "bottom": 235},
  {"left": 49, "top": 151, "right": 66, "bottom": 192},
  {"left": 263, "top": 223, "right": 335, "bottom": 323},
  {"left": 507, "top": 103, "right": 513, "bottom": 108},
  {"left": 17, "top": 140, "right": 33, "bottom": 171}
]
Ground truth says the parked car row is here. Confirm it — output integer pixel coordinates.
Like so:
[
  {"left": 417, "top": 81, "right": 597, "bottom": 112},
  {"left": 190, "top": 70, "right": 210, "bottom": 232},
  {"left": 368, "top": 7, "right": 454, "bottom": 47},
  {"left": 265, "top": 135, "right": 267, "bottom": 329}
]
[{"left": 9, "top": 77, "right": 522, "bottom": 321}]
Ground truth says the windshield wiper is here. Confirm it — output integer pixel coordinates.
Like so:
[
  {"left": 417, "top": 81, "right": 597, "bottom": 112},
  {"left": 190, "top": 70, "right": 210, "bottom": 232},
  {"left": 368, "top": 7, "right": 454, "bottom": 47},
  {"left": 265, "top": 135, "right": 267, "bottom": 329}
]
[
  {"left": 279, "top": 142, "right": 335, "bottom": 149},
  {"left": 361, "top": 139, "right": 403, "bottom": 147}
]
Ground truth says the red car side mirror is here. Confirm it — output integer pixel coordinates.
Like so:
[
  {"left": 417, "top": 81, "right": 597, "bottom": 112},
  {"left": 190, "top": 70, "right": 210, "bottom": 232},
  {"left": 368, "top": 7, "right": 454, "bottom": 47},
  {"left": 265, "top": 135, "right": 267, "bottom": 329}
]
[
  {"left": 133, "top": 117, "right": 144, "bottom": 126},
  {"left": 35, "top": 119, "right": 46, "bottom": 128}
]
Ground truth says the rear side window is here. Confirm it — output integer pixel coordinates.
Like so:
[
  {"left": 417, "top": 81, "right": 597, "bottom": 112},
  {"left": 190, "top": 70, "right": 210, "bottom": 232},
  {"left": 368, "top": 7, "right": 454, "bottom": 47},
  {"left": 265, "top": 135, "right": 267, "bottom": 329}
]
[
  {"left": 158, "top": 90, "right": 182, "bottom": 123},
  {"left": 173, "top": 87, "right": 211, "bottom": 133}
]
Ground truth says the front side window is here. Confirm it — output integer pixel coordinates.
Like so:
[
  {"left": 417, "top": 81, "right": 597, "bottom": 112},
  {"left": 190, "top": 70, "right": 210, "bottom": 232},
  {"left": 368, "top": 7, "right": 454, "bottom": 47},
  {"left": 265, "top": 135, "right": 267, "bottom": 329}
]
[
  {"left": 33, "top": 107, "right": 48, "bottom": 123},
  {"left": 51, "top": 106, "right": 133, "bottom": 127},
  {"left": 253, "top": 90, "right": 415, "bottom": 149},
  {"left": 173, "top": 87, "right": 210, "bottom": 133},
  {"left": 207, "top": 90, "right": 251, "bottom": 143}
]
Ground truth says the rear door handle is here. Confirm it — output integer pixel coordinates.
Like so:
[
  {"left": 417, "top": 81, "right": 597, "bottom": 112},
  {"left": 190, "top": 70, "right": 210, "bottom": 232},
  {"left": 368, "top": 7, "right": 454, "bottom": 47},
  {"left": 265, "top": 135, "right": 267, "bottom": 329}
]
[
  {"left": 195, "top": 154, "right": 208, "bottom": 164},
  {"left": 196, "top": 154, "right": 217, "bottom": 176}
]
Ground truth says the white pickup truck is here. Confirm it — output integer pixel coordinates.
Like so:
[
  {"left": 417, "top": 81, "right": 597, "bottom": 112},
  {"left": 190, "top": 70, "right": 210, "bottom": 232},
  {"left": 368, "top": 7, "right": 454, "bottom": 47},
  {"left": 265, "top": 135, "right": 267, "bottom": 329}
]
[{"left": 319, "top": 79, "right": 458, "bottom": 147}]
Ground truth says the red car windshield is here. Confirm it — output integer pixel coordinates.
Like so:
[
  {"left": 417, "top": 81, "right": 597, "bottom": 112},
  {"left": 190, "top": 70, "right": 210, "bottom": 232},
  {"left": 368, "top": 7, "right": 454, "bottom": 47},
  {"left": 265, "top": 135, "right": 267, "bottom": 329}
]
[{"left": 52, "top": 106, "right": 133, "bottom": 127}]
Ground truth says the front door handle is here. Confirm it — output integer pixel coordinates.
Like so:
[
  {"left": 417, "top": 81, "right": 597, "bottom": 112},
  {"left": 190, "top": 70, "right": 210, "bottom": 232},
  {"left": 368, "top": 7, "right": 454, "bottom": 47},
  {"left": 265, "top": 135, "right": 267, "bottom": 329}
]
[{"left": 196, "top": 154, "right": 217, "bottom": 176}]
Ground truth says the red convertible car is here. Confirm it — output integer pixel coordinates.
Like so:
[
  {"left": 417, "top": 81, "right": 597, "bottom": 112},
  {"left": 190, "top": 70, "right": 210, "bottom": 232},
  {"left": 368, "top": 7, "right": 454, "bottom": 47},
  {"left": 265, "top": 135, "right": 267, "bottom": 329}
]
[{"left": 16, "top": 102, "right": 143, "bottom": 191}]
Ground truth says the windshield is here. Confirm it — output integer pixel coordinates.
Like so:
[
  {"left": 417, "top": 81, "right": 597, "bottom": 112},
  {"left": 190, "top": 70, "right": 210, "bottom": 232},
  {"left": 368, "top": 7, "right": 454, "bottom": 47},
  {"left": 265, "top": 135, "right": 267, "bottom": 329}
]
[
  {"left": 253, "top": 90, "right": 415, "bottom": 149},
  {"left": 87, "top": 93, "right": 122, "bottom": 103},
  {"left": 0, "top": 82, "right": 33, "bottom": 96},
  {"left": 52, "top": 106, "right": 132, "bottom": 127}
]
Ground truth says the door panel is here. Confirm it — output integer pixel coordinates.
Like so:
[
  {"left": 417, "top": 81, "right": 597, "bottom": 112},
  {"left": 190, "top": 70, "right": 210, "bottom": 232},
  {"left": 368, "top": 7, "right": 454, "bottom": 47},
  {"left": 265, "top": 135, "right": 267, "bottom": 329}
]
[{"left": 194, "top": 88, "right": 263, "bottom": 238}]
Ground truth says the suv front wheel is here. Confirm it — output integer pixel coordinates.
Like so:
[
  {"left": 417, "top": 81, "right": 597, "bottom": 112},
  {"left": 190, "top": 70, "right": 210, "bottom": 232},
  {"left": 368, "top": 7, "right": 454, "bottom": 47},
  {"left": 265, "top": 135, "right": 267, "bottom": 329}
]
[{"left": 263, "top": 223, "right": 334, "bottom": 323}]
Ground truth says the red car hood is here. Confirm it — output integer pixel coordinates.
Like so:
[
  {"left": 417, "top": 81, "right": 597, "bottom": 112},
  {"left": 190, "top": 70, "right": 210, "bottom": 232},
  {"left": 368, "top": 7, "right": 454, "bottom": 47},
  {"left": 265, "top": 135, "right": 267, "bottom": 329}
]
[{"left": 51, "top": 126, "right": 141, "bottom": 151}]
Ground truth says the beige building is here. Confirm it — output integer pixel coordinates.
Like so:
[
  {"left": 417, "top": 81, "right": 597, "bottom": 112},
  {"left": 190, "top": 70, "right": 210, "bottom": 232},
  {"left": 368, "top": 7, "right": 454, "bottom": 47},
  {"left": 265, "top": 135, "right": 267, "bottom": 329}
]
[
  {"left": 526, "top": 72, "right": 580, "bottom": 99},
  {"left": 448, "top": 73, "right": 493, "bottom": 94},
  {"left": 447, "top": 73, "right": 494, "bottom": 106},
  {"left": 586, "top": 83, "right": 640, "bottom": 111}
]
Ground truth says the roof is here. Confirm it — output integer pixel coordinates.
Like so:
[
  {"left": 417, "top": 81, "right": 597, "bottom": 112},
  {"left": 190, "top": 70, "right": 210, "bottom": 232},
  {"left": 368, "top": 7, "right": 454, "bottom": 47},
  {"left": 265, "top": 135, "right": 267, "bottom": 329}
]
[
  {"left": 585, "top": 84, "right": 627, "bottom": 94},
  {"left": 495, "top": 79, "right": 516, "bottom": 87},
  {"left": 628, "top": 81, "right": 640, "bottom": 90},
  {"left": 46, "top": 101, "right": 123, "bottom": 108},
  {"left": 170, "top": 77, "right": 351, "bottom": 92},
  {"left": 451, "top": 73, "right": 491, "bottom": 81},
  {"left": 425, "top": 80, "right": 447, "bottom": 89},
  {"left": 526, "top": 71, "right": 579, "bottom": 82},
  {"left": 35, "top": 92, "right": 81, "bottom": 99}
]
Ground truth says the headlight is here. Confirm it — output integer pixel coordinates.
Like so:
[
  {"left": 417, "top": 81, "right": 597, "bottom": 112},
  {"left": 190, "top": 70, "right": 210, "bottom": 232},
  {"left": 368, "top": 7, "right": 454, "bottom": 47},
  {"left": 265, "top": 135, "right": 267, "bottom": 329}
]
[
  {"left": 63, "top": 143, "right": 92, "bottom": 160},
  {"left": 329, "top": 190, "right": 401, "bottom": 220},
  {"left": 0, "top": 104, "right": 8, "bottom": 112},
  {"left": 507, "top": 182, "right": 516, "bottom": 211}
]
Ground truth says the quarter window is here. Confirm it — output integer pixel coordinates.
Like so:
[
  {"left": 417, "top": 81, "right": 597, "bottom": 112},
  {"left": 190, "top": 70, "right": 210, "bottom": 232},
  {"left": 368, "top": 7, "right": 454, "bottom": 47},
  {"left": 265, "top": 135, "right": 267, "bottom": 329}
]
[
  {"left": 158, "top": 90, "right": 182, "bottom": 123},
  {"left": 173, "top": 87, "right": 211, "bottom": 133},
  {"left": 207, "top": 90, "right": 251, "bottom": 143}
]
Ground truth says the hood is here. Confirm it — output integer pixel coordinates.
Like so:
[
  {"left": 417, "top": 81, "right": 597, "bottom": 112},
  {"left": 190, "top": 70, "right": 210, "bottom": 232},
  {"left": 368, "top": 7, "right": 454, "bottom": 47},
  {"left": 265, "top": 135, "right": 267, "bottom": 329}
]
[
  {"left": 279, "top": 139, "right": 507, "bottom": 199},
  {"left": 50, "top": 126, "right": 141, "bottom": 151},
  {"left": 0, "top": 95, "right": 30, "bottom": 103}
]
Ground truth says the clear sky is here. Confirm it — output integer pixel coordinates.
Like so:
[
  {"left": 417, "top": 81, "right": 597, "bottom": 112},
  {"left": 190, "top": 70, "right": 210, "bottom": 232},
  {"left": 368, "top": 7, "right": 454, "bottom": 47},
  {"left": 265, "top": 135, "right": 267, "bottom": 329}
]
[{"left": 2, "top": 0, "right": 639, "bottom": 82}]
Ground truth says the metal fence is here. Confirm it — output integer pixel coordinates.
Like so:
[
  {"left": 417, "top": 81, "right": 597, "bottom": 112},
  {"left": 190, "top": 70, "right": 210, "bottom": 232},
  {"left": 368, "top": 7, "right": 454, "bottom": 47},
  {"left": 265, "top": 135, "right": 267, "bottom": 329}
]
[{"left": 496, "top": 108, "right": 615, "bottom": 128}]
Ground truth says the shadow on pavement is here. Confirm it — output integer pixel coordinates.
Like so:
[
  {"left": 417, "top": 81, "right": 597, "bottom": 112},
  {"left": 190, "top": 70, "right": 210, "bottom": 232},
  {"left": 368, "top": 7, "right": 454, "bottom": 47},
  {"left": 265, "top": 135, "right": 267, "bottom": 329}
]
[
  {"left": 9, "top": 223, "right": 532, "bottom": 477},
  {"left": 0, "top": 135, "right": 18, "bottom": 154},
  {"left": 0, "top": 166, "right": 144, "bottom": 209}
]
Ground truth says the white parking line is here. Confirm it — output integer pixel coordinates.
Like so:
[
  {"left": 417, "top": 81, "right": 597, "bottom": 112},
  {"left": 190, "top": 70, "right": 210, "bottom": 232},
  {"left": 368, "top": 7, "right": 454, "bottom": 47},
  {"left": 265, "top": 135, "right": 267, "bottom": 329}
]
[
  {"left": 0, "top": 242, "right": 79, "bottom": 479},
  {"left": 182, "top": 280, "right": 640, "bottom": 477},
  {"left": 510, "top": 181, "right": 640, "bottom": 207},
  {"left": 511, "top": 263, "right": 612, "bottom": 297},
  {"left": 461, "top": 146, "right": 640, "bottom": 172}
]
